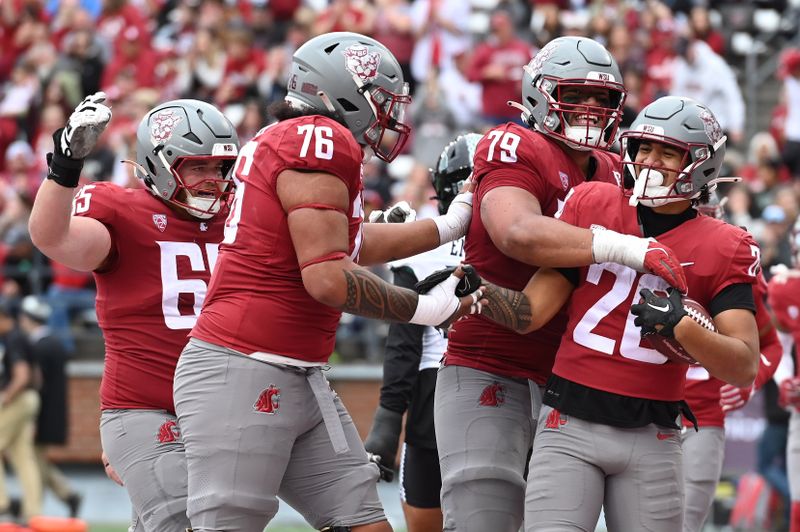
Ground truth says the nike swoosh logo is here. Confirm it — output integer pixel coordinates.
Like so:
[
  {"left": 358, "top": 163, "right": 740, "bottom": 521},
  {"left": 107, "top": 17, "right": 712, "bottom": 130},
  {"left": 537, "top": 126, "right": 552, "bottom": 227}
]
[{"left": 648, "top": 302, "right": 670, "bottom": 312}]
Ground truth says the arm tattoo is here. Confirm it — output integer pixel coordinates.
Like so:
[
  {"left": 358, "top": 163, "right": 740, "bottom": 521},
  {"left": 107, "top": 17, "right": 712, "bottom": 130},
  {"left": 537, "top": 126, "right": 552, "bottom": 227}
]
[
  {"left": 481, "top": 282, "right": 532, "bottom": 333},
  {"left": 343, "top": 268, "right": 418, "bottom": 321}
]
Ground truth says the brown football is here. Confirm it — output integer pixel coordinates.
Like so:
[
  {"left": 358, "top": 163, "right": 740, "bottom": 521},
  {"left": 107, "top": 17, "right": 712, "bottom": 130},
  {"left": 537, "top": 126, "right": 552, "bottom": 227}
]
[{"left": 643, "top": 297, "right": 716, "bottom": 365}]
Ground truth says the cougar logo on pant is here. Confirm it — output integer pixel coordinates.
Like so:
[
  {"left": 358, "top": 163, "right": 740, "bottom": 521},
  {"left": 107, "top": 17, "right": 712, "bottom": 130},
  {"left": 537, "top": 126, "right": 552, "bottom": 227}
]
[
  {"left": 254, "top": 384, "right": 281, "bottom": 414},
  {"left": 478, "top": 382, "right": 506, "bottom": 407},
  {"left": 157, "top": 420, "right": 181, "bottom": 443},
  {"left": 544, "top": 409, "right": 567, "bottom": 429}
]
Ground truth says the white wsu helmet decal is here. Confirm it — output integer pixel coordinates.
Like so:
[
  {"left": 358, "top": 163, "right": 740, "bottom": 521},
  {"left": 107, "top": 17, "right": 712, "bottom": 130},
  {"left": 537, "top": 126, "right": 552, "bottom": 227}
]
[
  {"left": 150, "top": 109, "right": 183, "bottom": 146},
  {"left": 343, "top": 44, "right": 381, "bottom": 83}
]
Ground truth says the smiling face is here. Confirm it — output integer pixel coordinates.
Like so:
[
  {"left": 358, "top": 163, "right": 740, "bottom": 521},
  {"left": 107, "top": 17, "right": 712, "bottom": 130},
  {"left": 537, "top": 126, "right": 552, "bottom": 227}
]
[
  {"left": 634, "top": 139, "right": 687, "bottom": 187},
  {"left": 170, "top": 156, "right": 236, "bottom": 219},
  {"left": 559, "top": 85, "right": 613, "bottom": 128}
]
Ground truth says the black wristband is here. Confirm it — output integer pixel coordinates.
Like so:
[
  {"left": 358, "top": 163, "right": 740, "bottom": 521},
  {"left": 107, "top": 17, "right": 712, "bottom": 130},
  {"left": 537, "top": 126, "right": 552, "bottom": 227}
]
[{"left": 46, "top": 151, "right": 83, "bottom": 188}]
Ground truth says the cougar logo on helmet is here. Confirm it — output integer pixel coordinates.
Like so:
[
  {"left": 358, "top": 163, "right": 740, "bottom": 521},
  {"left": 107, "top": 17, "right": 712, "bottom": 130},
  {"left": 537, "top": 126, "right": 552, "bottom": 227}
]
[
  {"left": 343, "top": 44, "right": 381, "bottom": 83},
  {"left": 150, "top": 110, "right": 183, "bottom": 145},
  {"left": 699, "top": 109, "right": 723, "bottom": 144},
  {"left": 528, "top": 41, "right": 558, "bottom": 79}
]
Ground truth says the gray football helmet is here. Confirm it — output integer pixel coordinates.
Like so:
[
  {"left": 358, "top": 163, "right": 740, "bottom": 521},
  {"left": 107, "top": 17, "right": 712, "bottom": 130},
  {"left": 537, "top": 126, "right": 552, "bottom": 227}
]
[
  {"left": 286, "top": 32, "right": 411, "bottom": 162},
  {"left": 431, "top": 133, "right": 482, "bottom": 215},
  {"left": 621, "top": 96, "right": 736, "bottom": 208},
  {"left": 515, "top": 36, "right": 626, "bottom": 151},
  {"left": 135, "top": 99, "right": 239, "bottom": 219}
]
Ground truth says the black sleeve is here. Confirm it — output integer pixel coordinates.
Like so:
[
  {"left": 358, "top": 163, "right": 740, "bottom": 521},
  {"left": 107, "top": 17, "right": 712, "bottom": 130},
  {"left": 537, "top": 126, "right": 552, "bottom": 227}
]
[
  {"left": 379, "top": 266, "right": 426, "bottom": 414},
  {"left": 709, "top": 283, "right": 756, "bottom": 317},
  {"left": 555, "top": 267, "right": 580, "bottom": 286}
]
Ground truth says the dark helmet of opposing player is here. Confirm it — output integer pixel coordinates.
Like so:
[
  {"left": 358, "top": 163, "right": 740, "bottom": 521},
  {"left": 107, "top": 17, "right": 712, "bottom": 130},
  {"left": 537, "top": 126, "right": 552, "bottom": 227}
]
[
  {"left": 431, "top": 133, "right": 481, "bottom": 215},
  {"left": 134, "top": 99, "right": 239, "bottom": 220},
  {"left": 514, "top": 36, "right": 626, "bottom": 151},
  {"left": 621, "top": 96, "right": 737, "bottom": 208},
  {"left": 286, "top": 32, "right": 411, "bottom": 162}
]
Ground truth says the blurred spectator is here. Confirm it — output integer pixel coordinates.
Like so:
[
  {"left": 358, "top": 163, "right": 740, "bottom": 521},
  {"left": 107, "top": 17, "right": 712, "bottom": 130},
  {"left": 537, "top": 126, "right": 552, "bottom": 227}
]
[
  {"left": 758, "top": 379, "right": 791, "bottom": 518},
  {"left": 372, "top": 0, "right": 415, "bottom": 94},
  {"left": 440, "top": 49, "right": 483, "bottom": 131},
  {"left": 214, "top": 25, "right": 269, "bottom": 106},
  {"left": 0, "top": 61, "right": 40, "bottom": 172},
  {"left": 52, "top": 28, "right": 105, "bottom": 97},
  {"left": 671, "top": 38, "right": 745, "bottom": 146},
  {"left": 18, "top": 296, "right": 82, "bottom": 518},
  {"left": 0, "top": 187, "right": 35, "bottom": 298},
  {"left": 641, "top": 14, "right": 677, "bottom": 106},
  {"left": 779, "top": 48, "right": 800, "bottom": 178},
  {"left": 741, "top": 132, "right": 791, "bottom": 193},
  {"left": 101, "top": 25, "right": 160, "bottom": 94},
  {"left": 175, "top": 26, "right": 227, "bottom": 102},
  {"left": 760, "top": 204, "right": 794, "bottom": 271},
  {"left": 1, "top": 141, "right": 40, "bottom": 200},
  {"left": 0, "top": 301, "right": 41, "bottom": 522},
  {"left": 529, "top": 1, "right": 563, "bottom": 48},
  {"left": 467, "top": 10, "right": 533, "bottom": 126},
  {"left": 311, "top": 0, "right": 375, "bottom": 37},
  {"left": 688, "top": 6, "right": 724, "bottom": 56},
  {"left": 45, "top": 260, "right": 95, "bottom": 355},
  {"left": 410, "top": 0, "right": 471, "bottom": 86}
]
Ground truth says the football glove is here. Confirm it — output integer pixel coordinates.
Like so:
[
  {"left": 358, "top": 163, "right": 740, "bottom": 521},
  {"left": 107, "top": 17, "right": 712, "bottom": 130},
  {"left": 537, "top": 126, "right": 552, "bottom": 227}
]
[
  {"left": 368, "top": 201, "right": 417, "bottom": 224},
  {"left": 630, "top": 288, "right": 687, "bottom": 338},
  {"left": 414, "top": 265, "right": 482, "bottom": 297},
  {"left": 720, "top": 383, "right": 753, "bottom": 413},
  {"left": 364, "top": 406, "right": 403, "bottom": 482},
  {"left": 60, "top": 92, "right": 112, "bottom": 159}
]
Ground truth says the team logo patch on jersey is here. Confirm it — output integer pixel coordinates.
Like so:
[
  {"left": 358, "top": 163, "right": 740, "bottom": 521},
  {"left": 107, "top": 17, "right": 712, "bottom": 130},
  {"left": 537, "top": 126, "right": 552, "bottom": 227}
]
[
  {"left": 699, "top": 109, "right": 723, "bottom": 144},
  {"left": 152, "top": 214, "right": 167, "bottom": 232},
  {"left": 559, "top": 171, "right": 570, "bottom": 191},
  {"left": 199, "top": 222, "right": 208, "bottom": 232},
  {"left": 544, "top": 408, "right": 567, "bottom": 429},
  {"left": 478, "top": 382, "right": 506, "bottom": 407},
  {"left": 343, "top": 44, "right": 381, "bottom": 83},
  {"left": 150, "top": 109, "right": 183, "bottom": 145},
  {"left": 157, "top": 420, "right": 181, "bottom": 443},
  {"left": 254, "top": 384, "right": 281, "bottom": 414}
]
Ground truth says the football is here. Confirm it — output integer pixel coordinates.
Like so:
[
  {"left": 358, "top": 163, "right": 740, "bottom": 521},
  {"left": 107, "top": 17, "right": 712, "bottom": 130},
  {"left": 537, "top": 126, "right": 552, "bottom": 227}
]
[{"left": 643, "top": 297, "right": 716, "bottom": 365}]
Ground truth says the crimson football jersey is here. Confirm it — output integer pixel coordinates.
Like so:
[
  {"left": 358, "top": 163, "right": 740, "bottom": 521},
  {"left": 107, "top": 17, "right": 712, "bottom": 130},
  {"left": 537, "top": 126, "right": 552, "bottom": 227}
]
[
  {"left": 192, "top": 115, "right": 364, "bottom": 362},
  {"left": 553, "top": 182, "right": 759, "bottom": 402},
  {"left": 445, "top": 124, "right": 621, "bottom": 383},
  {"left": 768, "top": 274, "right": 800, "bottom": 348},
  {"left": 73, "top": 182, "right": 224, "bottom": 414},
  {"left": 684, "top": 272, "right": 781, "bottom": 427}
]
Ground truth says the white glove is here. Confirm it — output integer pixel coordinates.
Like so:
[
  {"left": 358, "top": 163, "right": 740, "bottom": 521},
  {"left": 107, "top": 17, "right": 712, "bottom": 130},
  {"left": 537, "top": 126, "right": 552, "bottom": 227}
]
[
  {"left": 368, "top": 201, "right": 417, "bottom": 223},
  {"left": 61, "top": 92, "right": 112, "bottom": 159},
  {"left": 433, "top": 190, "right": 473, "bottom": 244}
]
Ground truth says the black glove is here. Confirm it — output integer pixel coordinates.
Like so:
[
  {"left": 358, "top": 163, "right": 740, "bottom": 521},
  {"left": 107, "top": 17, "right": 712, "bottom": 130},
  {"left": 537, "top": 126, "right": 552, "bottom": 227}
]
[
  {"left": 630, "top": 288, "right": 687, "bottom": 338},
  {"left": 47, "top": 128, "right": 85, "bottom": 188},
  {"left": 364, "top": 405, "right": 403, "bottom": 482},
  {"left": 414, "top": 265, "right": 482, "bottom": 297}
]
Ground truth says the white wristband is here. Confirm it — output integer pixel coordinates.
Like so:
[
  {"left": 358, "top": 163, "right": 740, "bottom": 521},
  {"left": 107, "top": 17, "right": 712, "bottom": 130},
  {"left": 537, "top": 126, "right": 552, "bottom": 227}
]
[
  {"left": 409, "top": 274, "right": 460, "bottom": 326},
  {"left": 590, "top": 228, "right": 649, "bottom": 272},
  {"left": 433, "top": 191, "right": 473, "bottom": 244}
]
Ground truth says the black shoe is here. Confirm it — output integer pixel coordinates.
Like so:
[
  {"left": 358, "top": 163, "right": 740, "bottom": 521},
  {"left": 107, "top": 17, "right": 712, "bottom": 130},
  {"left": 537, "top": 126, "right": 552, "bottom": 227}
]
[{"left": 66, "top": 492, "right": 82, "bottom": 518}]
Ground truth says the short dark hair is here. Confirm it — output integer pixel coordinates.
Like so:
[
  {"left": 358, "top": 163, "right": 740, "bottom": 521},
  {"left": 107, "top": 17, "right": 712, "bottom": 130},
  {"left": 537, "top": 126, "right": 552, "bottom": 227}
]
[{"left": 268, "top": 101, "right": 348, "bottom": 128}]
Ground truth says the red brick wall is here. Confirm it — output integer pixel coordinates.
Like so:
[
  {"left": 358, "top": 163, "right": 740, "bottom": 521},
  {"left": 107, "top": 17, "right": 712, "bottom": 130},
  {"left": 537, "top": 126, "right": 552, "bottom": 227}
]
[{"left": 49, "top": 373, "right": 383, "bottom": 463}]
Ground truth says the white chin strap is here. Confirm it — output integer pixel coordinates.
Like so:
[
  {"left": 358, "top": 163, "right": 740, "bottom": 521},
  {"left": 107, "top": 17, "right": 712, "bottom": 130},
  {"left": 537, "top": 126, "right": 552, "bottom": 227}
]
[
  {"left": 628, "top": 168, "right": 685, "bottom": 208},
  {"left": 563, "top": 124, "right": 602, "bottom": 150},
  {"left": 185, "top": 195, "right": 219, "bottom": 219}
]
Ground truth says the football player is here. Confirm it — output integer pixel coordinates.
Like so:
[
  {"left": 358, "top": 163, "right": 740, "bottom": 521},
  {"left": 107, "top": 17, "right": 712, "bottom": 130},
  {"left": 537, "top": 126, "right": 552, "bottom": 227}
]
[
  {"left": 767, "top": 218, "right": 800, "bottom": 532},
  {"left": 172, "top": 32, "right": 483, "bottom": 532},
  {"left": 681, "top": 195, "right": 782, "bottom": 532},
  {"left": 434, "top": 36, "right": 686, "bottom": 532},
  {"left": 364, "top": 133, "right": 479, "bottom": 532},
  {"left": 28, "top": 95, "right": 240, "bottom": 531},
  {"left": 442, "top": 96, "right": 761, "bottom": 531}
]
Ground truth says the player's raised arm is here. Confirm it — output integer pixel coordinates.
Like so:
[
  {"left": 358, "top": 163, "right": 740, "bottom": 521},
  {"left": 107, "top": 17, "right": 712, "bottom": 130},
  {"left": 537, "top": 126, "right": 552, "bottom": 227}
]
[{"left": 29, "top": 93, "right": 112, "bottom": 271}]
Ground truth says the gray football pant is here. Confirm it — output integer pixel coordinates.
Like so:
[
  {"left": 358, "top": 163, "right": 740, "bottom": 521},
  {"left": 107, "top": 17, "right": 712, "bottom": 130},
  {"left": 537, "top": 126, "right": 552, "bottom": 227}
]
[
  {"left": 173, "top": 338, "right": 385, "bottom": 532},
  {"left": 435, "top": 364, "right": 541, "bottom": 532},
  {"left": 100, "top": 409, "right": 189, "bottom": 532},
  {"left": 525, "top": 405, "right": 684, "bottom": 532},
  {"left": 789, "top": 409, "right": 800, "bottom": 500},
  {"left": 681, "top": 427, "right": 725, "bottom": 532}
]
